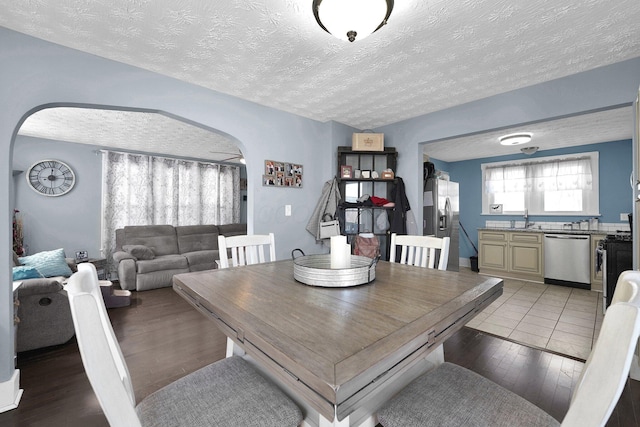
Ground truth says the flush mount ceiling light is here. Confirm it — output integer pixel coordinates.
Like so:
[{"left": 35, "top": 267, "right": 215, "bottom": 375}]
[
  {"left": 520, "top": 146, "right": 539, "bottom": 155},
  {"left": 499, "top": 132, "right": 533, "bottom": 146},
  {"left": 312, "top": 0, "right": 394, "bottom": 42}
]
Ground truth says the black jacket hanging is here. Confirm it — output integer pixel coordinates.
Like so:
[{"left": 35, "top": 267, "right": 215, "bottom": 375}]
[{"left": 390, "top": 177, "right": 410, "bottom": 235}]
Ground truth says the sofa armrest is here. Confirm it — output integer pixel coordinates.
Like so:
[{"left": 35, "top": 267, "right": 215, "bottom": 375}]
[
  {"left": 117, "top": 258, "right": 137, "bottom": 290},
  {"left": 113, "top": 250, "right": 136, "bottom": 263},
  {"left": 66, "top": 258, "right": 78, "bottom": 273},
  {"left": 17, "top": 278, "right": 64, "bottom": 297}
]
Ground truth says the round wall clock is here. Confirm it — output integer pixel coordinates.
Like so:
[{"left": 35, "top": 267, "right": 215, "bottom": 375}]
[{"left": 26, "top": 159, "right": 76, "bottom": 197}]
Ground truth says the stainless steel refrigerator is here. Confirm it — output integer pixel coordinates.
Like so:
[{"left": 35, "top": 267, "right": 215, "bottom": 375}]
[{"left": 423, "top": 177, "right": 459, "bottom": 271}]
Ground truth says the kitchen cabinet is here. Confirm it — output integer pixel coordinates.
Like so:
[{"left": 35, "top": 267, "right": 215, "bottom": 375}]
[
  {"left": 509, "top": 232, "right": 543, "bottom": 276},
  {"left": 478, "top": 230, "right": 543, "bottom": 281},
  {"left": 590, "top": 234, "right": 606, "bottom": 292},
  {"left": 478, "top": 231, "right": 507, "bottom": 270},
  {"left": 337, "top": 146, "right": 397, "bottom": 260}
]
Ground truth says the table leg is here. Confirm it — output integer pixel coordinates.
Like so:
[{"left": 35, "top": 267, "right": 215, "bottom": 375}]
[
  {"left": 318, "top": 414, "right": 350, "bottom": 427},
  {"left": 226, "top": 337, "right": 245, "bottom": 358},
  {"left": 314, "top": 412, "right": 376, "bottom": 426},
  {"left": 429, "top": 343, "right": 444, "bottom": 365},
  {"left": 225, "top": 337, "right": 234, "bottom": 358}
]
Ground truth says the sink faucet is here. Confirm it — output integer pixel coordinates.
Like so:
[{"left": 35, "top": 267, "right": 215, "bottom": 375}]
[{"left": 524, "top": 209, "right": 534, "bottom": 228}]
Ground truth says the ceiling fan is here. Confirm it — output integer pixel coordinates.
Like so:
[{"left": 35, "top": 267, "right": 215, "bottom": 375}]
[{"left": 209, "top": 151, "right": 246, "bottom": 163}]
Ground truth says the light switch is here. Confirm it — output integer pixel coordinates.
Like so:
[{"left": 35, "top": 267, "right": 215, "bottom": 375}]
[{"left": 285, "top": 205, "right": 292, "bottom": 216}]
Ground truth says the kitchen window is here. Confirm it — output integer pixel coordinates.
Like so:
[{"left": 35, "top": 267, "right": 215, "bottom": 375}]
[{"left": 482, "top": 152, "right": 599, "bottom": 215}]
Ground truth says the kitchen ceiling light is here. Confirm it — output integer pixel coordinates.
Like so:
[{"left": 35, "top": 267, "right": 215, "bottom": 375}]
[
  {"left": 520, "top": 146, "right": 539, "bottom": 155},
  {"left": 312, "top": 0, "right": 394, "bottom": 42},
  {"left": 499, "top": 132, "right": 533, "bottom": 146}
]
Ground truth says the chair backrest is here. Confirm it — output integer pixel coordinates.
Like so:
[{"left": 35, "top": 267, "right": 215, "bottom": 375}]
[
  {"left": 66, "top": 263, "right": 142, "bottom": 427},
  {"left": 217, "top": 233, "right": 276, "bottom": 269},
  {"left": 562, "top": 302, "right": 640, "bottom": 426},
  {"left": 389, "top": 233, "right": 450, "bottom": 270},
  {"left": 611, "top": 270, "right": 640, "bottom": 306}
]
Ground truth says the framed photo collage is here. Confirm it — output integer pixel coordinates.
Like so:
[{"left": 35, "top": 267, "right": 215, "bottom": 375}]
[{"left": 263, "top": 160, "right": 303, "bottom": 188}]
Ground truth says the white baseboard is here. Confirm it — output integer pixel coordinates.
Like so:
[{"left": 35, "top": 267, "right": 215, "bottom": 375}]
[{"left": 0, "top": 369, "right": 23, "bottom": 413}]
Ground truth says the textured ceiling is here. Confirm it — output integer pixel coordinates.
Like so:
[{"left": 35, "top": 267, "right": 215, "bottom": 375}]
[
  {"left": 424, "top": 106, "right": 634, "bottom": 162},
  {"left": 3, "top": 0, "right": 640, "bottom": 160},
  {"left": 19, "top": 108, "right": 244, "bottom": 163}
]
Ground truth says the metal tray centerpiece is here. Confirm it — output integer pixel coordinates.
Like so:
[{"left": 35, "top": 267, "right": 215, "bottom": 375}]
[{"left": 292, "top": 249, "right": 378, "bottom": 288}]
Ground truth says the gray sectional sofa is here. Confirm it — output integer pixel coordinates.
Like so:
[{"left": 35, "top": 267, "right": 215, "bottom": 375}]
[
  {"left": 13, "top": 252, "right": 77, "bottom": 352},
  {"left": 112, "top": 223, "right": 246, "bottom": 291}
]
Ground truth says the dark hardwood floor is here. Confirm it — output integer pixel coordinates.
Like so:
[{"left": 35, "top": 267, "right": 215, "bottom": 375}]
[{"left": 1, "top": 286, "right": 639, "bottom": 426}]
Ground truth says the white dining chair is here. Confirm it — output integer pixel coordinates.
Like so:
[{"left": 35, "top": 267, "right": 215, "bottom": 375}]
[
  {"left": 389, "top": 233, "right": 450, "bottom": 270},
  {"left": 610, "top": 270, "right": 640, "bottom": 381},
  {"left": 66, "top": 263, "right": 302, "bottom": 427},
  {"left": 377, "top": 300, "right": 640, "bottom": 427},
  {"left": 611, "top": 270, "right": 640, "bottom": 306},
  {"left": 217, "top": 233, "right": 276, "bottom": 269}
]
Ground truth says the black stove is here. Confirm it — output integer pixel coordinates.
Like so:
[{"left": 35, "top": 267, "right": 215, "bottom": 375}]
[
  {"left": 605, "top": 233, "right": 632, "bottom": 242},
  {"left": 604, "top": 233, "right": 633, "bottom": 307}
]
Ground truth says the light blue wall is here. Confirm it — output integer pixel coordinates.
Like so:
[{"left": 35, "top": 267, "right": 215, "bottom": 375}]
[
  {"left": 0, "top": 28, "right": 343, "bottom": 384},
  {"left": 435, "top": 139, "right": 632, "bottom": 259},
  {"left": 1, "top": 25, "right": 639, "bottom": 392},
  {"left": 13, "top": 136, "right": 103, "bottom": 257},
  {"left": 376, "top": 57, "right": 640, "bottom": 243}
]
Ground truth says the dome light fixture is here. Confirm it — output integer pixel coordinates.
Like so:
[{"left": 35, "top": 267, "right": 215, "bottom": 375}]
[
  {"left": 499, "top": 132, "right": 533, "bottom": 146},
  {"left": 520, "top": 146, "right": 539, "bottom": 155},
  {"left": 312, "top": 0, "right": 394, "bottom": 42}
]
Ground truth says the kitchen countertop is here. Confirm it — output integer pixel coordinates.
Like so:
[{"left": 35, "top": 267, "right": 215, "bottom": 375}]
[{"left": 478, "top": 227, "right": 616, "bottom": 235}]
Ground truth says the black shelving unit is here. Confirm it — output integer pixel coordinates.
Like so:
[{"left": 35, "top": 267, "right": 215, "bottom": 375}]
[{"left": 336, "top": 146, "right": 398, "bottom": 260}]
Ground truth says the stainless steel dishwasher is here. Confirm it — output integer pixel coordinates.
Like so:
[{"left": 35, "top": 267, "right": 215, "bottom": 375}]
[{"left": 544, "top": 234, "right": 591, "bottom": 289}]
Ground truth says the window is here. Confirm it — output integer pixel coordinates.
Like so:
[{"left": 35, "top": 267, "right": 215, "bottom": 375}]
[
  {"left": 101, "top": 151, "right": 241, "bottom": 269},
  {"left": 482, "top": 152, "right": 599, "bottom": 215}
]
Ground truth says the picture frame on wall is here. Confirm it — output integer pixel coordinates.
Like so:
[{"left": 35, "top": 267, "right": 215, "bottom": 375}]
[{"left": 264, "top": 160, "right": 303, "bottom": 188}]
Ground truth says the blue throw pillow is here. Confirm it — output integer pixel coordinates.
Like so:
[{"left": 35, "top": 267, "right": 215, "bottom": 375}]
[
  {"left": 12, "top": 265, "right": 44, "bottom": 281},
  {"left": 19, "top": 248, "right": 73, "bottom": 278}
]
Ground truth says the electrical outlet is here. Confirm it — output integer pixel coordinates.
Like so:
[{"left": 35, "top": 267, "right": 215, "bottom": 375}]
[
  {"left": 285, "top": 205, "right": 291, "bottom": 216},
  {"left": 620, "top": 213, "right": 630, "bottom": 221}
]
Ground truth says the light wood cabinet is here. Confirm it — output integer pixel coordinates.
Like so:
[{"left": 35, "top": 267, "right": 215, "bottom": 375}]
[
  {"left": 479, "top": 230, "right": 543, "bottom": 280},
  {"left": 478, "top": 231, "right": 507, "bottom": 270},
  {"left": 590, "top": 234, "right": 606, "bottom": 292},
  {"left": 508, "top": 232, "right": 543, "bottom": 276}
]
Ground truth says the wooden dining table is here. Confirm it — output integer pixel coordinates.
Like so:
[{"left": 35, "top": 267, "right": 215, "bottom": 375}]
[{"left": 173, "top": 259, "right": 503, "bottom": 427}]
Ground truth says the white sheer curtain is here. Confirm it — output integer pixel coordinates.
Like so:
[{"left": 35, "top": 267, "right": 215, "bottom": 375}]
[
  {"left": 101, "top": 151, "right": 240, "bottom": 265},
  {"left": 484, "top": 165, "right": 528, "bottom": 193},
  {"left": 532, "top": 158, "right": 592, "bottom": 191},
  {"left": 485, "top": 157, "right": 592, "bottom": 193}
]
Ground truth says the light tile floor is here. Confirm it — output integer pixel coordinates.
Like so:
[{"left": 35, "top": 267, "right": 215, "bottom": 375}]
[{"left": 467, "top": 277, "right": 604, "bottom": 360}]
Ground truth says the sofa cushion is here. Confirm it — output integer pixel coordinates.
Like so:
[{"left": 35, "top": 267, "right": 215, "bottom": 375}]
[
  {"left": 13, "top": 266, "right": 44, "bottom": 281},
  {"left": 176, "top": 225, "right": 220, "bottom": 253},
  {"left": 136, "top": 268, "right": 190, "bottom": 291},
  {"left": 19, "top": 248, "right": 74, "bottom": 278},
  {"left": 217, "top": 223, "right": 247, "bottom": 237},
  {"left": 123, "top": 225, "right": 179, "bottom": 256},
  {"left": 183, "top": 250, "right": 219, "bottom": 271},
  {"left": 123, "top": 244, "right": 156, "bottom": 260},
  {"left": 136, "top": 254, "right": 188, "bottom": 274}
]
